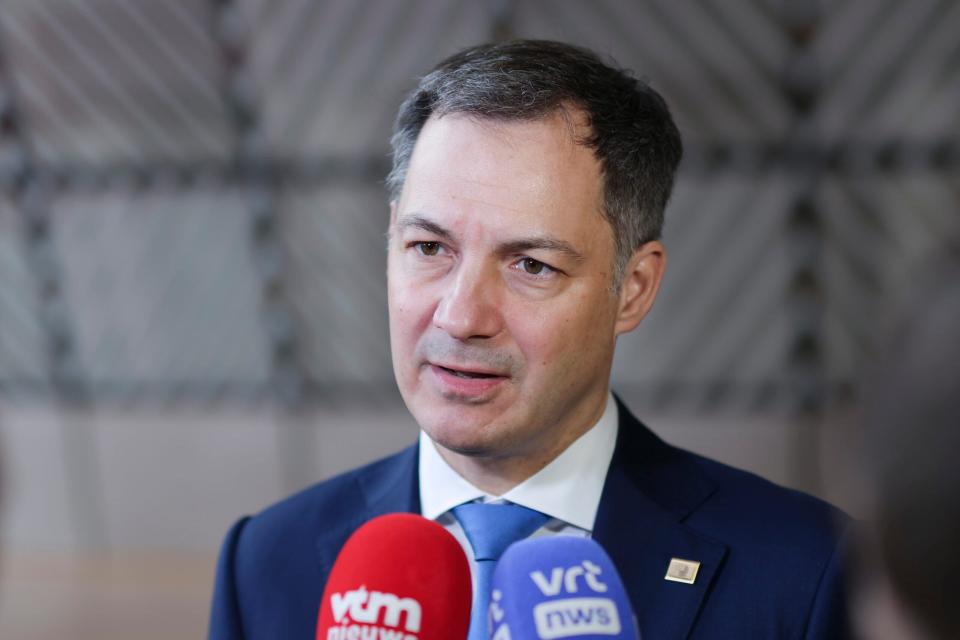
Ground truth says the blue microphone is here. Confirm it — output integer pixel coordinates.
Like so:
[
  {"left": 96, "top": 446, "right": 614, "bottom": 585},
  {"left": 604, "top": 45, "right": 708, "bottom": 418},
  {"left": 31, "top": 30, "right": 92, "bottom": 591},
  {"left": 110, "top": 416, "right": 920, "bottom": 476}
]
[{"left": 488, "top": 536, "right": 639, "bottom": 639}]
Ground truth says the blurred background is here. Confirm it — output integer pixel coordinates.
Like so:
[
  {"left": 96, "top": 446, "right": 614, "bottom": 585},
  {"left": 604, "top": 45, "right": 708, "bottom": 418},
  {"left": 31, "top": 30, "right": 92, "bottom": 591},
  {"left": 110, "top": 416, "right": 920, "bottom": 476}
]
[{"left": 0, "top": 0, "right": 956, "bottom": 638}]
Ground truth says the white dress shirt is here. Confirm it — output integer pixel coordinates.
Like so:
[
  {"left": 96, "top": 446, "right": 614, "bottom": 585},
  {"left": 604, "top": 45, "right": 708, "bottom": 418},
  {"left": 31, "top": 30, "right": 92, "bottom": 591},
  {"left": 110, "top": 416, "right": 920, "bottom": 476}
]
[{"left": 418, "top": 393, "right": 619, "bottom": 587}]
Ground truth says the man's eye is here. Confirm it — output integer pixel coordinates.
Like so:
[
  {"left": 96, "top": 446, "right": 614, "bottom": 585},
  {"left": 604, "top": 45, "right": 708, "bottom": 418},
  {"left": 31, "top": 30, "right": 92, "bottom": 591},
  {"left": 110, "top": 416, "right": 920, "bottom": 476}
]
[
  {"left": 415, "top": 242, "right": 441, "bottom": 256},
  {"left": 518, "top": 257, "right": 552, "bottom": 276}
]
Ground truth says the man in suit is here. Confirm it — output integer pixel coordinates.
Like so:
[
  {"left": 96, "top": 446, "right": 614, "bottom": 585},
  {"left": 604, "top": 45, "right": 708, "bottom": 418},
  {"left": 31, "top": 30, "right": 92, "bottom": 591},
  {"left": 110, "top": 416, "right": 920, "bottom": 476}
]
[{"left": 209, "top": 40, "right": 850, "bottom": 639}]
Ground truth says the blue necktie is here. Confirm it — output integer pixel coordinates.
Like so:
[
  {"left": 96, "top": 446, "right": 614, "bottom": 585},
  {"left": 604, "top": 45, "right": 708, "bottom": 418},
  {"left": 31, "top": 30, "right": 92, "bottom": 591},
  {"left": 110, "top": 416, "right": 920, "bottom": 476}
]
[{"left": 453, "top": 502, "right": 549, "bottom": 640}]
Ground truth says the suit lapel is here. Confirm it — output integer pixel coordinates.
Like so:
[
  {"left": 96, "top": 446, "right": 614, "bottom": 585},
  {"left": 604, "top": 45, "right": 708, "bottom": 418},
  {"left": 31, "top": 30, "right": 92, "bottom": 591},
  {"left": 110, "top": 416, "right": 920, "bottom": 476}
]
[
  {"left": 315, "top": 443, "right": 421, "bottom": 577},
  {"left": 594, "top": 400, "right": 728, "bottom": 639}
]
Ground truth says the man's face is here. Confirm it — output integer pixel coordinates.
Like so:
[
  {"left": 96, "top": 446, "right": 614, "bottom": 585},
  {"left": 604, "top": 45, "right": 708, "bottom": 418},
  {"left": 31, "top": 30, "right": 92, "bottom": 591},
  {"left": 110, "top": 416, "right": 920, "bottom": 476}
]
[{"left": 387, "top": 111, "right": 634, "bottom": 465}]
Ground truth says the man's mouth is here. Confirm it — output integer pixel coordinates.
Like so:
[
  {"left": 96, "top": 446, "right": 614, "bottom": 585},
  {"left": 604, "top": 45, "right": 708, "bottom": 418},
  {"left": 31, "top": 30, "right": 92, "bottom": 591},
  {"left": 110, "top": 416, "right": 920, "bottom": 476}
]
[
  {"left": 432, "top": 364, "right": 504, "bottom": 379},
  {"left": 428, "top": 362, "right": 509, "bottom": 397}
]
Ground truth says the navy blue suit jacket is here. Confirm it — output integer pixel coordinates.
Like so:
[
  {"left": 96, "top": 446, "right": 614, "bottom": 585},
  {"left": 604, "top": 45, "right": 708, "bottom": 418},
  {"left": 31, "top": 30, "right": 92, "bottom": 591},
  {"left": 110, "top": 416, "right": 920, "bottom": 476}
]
[{"left": 209, "top": 401, "right": 850, "bottom": 639}]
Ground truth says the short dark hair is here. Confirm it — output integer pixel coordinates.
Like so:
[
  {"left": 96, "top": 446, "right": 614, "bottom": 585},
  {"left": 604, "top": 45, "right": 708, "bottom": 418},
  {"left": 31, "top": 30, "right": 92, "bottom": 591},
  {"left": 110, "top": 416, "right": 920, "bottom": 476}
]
[{"left": 387, "top": 39, "right": 683, "bottom": 286}]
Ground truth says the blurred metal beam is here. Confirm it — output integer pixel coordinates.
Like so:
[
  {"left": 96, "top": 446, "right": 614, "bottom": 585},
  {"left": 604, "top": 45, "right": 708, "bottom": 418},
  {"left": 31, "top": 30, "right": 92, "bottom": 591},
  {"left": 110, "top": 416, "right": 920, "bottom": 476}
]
[
  {"left": 209, "top": 0, "right": 317, "bottom": 493},
  {"left": 0, "top": 138, "right": 954, "bottom": 194},
  {"left": 489, "top": 0, "right": 516, "bottom": 41},
  {"left": 780, "top": 0, "right": 829, "bottom": 494},
  {"left": 210, "top": 0, "right": 305, "bottom": 409},
  {"left": 0, "top": 0, "right": 955, "bottom": 416},
  {"left": 0, "top": 23, "right": 108, "bottom": 550}
]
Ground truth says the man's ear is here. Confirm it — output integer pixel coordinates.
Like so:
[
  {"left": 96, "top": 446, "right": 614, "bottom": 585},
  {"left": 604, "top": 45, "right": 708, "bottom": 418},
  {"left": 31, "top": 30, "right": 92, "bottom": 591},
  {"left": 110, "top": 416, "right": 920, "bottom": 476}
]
[{"left": 614, "top": 240, "right": 667, "bottom": 336}]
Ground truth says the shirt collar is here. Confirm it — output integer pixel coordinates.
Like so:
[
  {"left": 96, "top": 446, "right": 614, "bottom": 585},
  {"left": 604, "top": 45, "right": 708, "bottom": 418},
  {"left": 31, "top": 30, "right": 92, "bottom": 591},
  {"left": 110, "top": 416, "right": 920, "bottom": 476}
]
[{"left": 419, "top": 393, "right": 619, "bottom": 533}]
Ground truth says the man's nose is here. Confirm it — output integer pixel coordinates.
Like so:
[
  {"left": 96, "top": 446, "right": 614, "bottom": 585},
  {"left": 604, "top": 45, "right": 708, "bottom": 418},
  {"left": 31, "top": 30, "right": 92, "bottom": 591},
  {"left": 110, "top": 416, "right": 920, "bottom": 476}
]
[{"left": 432, "top": 262, "right": 503, "bottom": 340}]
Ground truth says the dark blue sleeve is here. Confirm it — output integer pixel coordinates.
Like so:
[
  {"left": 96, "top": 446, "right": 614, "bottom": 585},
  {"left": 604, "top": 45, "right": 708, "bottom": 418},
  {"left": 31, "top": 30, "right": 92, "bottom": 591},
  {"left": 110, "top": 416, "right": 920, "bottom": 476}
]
[
  {"left": 802, "top": 529, "right": 853, "bottom": 640},
  {"left": 208, "top": 517, "right": 251, "bottom": 640}
]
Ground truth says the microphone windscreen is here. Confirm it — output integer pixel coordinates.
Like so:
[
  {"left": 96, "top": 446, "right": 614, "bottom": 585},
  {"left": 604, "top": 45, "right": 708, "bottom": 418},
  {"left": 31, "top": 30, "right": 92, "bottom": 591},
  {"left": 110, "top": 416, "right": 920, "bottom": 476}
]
[
  {"left": 317, "top": 513, "right": 472, "bottom": 640},
  {"left": 489, "top": 536, "right": 639, "bottom": 639}
]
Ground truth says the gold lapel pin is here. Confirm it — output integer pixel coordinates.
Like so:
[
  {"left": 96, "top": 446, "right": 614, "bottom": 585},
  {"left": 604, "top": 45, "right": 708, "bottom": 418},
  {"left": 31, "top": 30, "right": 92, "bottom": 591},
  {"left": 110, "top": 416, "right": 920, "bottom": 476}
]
[{"left": 664, "top": 558, "right": 701, "bottom": 584}]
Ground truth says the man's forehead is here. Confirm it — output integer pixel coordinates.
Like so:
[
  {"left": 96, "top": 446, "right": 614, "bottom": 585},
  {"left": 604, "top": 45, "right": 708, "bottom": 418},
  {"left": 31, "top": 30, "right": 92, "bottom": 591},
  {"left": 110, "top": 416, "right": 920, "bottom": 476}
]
[
  {"left": 392, "top": 108, "right": 612, "bottom": 256},
  {"left": 402, "top": 114, "right": 601, "bottom": 202},
  {"left": 424, "top": 107, "right": 593, "bottom": 152}
]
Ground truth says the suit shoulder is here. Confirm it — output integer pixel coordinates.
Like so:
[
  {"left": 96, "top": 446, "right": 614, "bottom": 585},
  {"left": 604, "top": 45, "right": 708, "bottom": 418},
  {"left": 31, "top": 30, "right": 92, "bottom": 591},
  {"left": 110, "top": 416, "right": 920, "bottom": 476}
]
[
  {"left": 235, "top": 443, "right": 417, "bottom": 552},
  {"left": 212, "top": 443, "right": 418, "bottom": 637},
  {"left": 669, "top": 447, "right": 853, "bottom": 635},
  {"left": 680, "top": 446, "right": 849, "bottom": 548},
  {"left": 615, "top": 402, "right": 848, "bottom": 547}
]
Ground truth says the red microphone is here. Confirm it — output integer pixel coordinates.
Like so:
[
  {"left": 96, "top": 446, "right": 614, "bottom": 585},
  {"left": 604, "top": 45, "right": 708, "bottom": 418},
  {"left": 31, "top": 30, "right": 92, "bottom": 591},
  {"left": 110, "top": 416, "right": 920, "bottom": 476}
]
[{"left": 316, "top": 513, "right": 472, "bottom": 640}]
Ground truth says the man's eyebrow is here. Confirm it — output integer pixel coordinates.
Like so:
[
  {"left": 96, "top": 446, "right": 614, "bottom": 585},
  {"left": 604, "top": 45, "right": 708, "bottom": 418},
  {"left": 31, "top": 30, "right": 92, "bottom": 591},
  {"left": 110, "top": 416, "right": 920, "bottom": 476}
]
[
  {"left": 394, "top": 215, "right": 453, "bottom": 241},
  {"left": 499, "top": 237, "right": 586, "bottom": 263},
  {"left": 395, "top": 215, "right": 585, "bottom": 262}
]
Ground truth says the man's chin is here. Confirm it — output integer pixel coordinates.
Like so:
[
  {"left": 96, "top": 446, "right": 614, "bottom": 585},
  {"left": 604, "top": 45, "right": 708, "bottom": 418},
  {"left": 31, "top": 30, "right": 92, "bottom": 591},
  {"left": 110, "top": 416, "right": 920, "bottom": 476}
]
[
  {"left": 409, "top": 386, "right": 510, "bottom": 422},
  {"left": 430, "top": 437, "right": 496, "bottom": 458},
  {"left": 419, "top": 414, "right": 509, "bottom": 459},
  {"left": 405, "top": 387, "right": 526, "bottom": 451}
]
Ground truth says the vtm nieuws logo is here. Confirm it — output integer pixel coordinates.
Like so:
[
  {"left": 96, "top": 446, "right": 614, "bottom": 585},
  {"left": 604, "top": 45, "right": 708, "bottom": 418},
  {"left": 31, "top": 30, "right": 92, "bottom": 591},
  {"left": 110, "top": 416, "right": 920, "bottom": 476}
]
[
  {"left": 531, "top": 560, "right": 621, "bottom": 639},
  {"left": 327, "top": 586, "right": 422, "bottom": 640}
]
